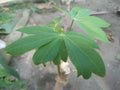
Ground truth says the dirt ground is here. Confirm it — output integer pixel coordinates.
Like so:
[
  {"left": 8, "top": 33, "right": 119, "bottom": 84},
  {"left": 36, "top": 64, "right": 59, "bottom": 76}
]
[{"left": 1, "top": 0, "right": 120, "bottom": 90}]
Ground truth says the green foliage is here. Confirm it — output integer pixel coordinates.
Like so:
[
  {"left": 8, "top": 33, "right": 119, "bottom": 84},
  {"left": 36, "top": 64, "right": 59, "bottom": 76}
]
[
  {"left": 0, "top": 57, "right": 19, "bottom": 79},
  {"left": 0, "top": 3, "right": 27, "bottom": 34},
  {"left": 47, "top": 17, "right": 62, "bottom": 28},
  {"left": 5, "top": 7, "right": 110, "bottom": 79},
  {"left": 9, "top": 3, "right": 26, "bottom": 12},
  {"left": 0, "top": 57, "right": 26, "bottom": 89},
  {"left": 116, "top": 54, "right": 120, "bottom": 60},
  {"left": 0, "top": 10, "right": 14, "bottom": 34},
  {"left": 0, "top": 20, "right": 17, "bottom": 34},
  {"left": 68, "top": 7, "right": 91, "bottom": 19},
  {"left": 0, "top": 12, "right": 12, "bottom": 25},
  {"left": 68, "top": 7, "right": 110, "bottom": 43}
]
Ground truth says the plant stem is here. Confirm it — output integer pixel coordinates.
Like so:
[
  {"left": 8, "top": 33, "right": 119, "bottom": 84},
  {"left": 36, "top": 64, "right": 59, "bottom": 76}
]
[
  {"left": 57, "top": 65, "right": 61, "bottom": 76},
  {"left": 68, "top": 20, "right": 74, "bottom": 31},
  {"left": 53, "top": 5, "right": 67, "bottom": 15}
]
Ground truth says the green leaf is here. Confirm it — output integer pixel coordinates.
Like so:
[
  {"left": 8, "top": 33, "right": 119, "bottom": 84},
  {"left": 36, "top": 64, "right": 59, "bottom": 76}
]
[
  {"left": 0, "top": 57, "right": 20, "bottom": 79},
  {"left": 0, "top": 20, "right": 17, "bottom": 34},
  {"left": 18, "top": 26, "right": 54, "bottom": 34},
  {"left": 80, "top": 16, "right": 110, "bottom": 28},
  {"left": 47, "top": 17, "right": 64, "bottom": 33},
  {"left": 0, "top": 12, "right": 12, "bottom": 25},
  {"left": 59, "top": 39, "right": 68, "bottom": 62},
  {"left": 66, "top": 32, "right": 99, "bottom": 48},
  {"left": 0, "top": 65, "right": 8, "bottom": 77},
  {"left": 53, "top": 53, "right": 61, "bottom": 65},
  {"left": 67, "top": 7, "right": 110, "bottom": 43},
  {"left": 53, "top": 17, "right": 62, "bottom": 24},
  {"left": 47, "top": 17, "right": 62, "bottom": 27},
  {"left": 5, "top": 32, "right": 58, "bottom": 55},
  {"left": 33, "top": 38, "right": 62, "bottom": 65},
  {"left": 68, "top": 7, "right": 91, "bottom": 20},
  {"left": 64, "top": 37, "right": 105, "bottom": 79},
  {"left": 76, "top": 21, "right": 109, "bottom": 43}
]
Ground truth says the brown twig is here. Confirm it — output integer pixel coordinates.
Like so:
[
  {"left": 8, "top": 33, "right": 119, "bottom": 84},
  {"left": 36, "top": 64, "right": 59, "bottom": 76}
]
[{"left": 91, "top": 7, "right": 120, "bottom": 15}]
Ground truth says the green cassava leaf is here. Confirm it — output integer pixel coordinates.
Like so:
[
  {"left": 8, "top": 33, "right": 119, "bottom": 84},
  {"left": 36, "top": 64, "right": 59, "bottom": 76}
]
[
  {"left": 76, "top": 21, "right": 109, "bottom": 43},
  {"left": 53, "top": 53, "right": 61, "bottom": 65},
  {"left": 66, "top": 32, "right": 99, "bottom": 48},
  {"left": 47, "top": 17, "right": 62, "bottom": 27},
  {"left": 67, "top": 7, "right": 110, "bottom": 43},
  {"left": 18, "top": 26, "right": 54, "bottom": 34},
  {"left": 5, "top": 32, "right": 59, "bottom": 55},
  {"left": 59, "top": 39, "right": 68, "bottom": 62},
  {"left": 68, "top": 7, "right": 91, "bottom": 20},
  {"left": 64, "top": 37, "right": 105, "bottom": 79},
  {"left": 47, "top": 17, "right": 64, "bottom": 33},
  {"left": 80, "top": 16, "right": 110, "bottom": 28},
  {"left": 55, "top": 7, "right": 110, "bottom": 42},
  {"left": 53, "top": 17, "right": 62, "bottom": 24},
  {"left": 33, "top": 37, "right": 62, "bottom": 65}
]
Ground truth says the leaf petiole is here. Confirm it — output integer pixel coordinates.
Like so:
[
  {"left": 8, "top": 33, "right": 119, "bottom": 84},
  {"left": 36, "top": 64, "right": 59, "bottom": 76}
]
[{"left": 68, "top": 20, "right": 74, "bottom": 31}]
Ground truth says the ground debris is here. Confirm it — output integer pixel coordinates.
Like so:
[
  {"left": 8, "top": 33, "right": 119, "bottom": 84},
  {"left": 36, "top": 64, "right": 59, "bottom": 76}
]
[
  {"left": 106, "top": 32, "right": 114, "bottom": 42},
  {"left": 2, "top": 7, "right": 10, "bottom": 12},
  {"left": 34, "top": 3, "right": 53, "bottom": 10},
  {"left": 0, "top": 39, "right": 6, "bottom": 49}
]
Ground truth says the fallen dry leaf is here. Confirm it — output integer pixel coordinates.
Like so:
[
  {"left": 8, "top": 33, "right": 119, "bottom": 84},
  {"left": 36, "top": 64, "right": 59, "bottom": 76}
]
[
  {"left": 2, "top": 7, "right": 10, "bottom": 11},
  {"left": 92, "top": 1, "right": 97, "bottom": 6},
  {"left": 106, "top": 32, "right": 114, "bottom": 42},
  {"left": 35, "top": 3, "right": 53, "bottom": 10}
]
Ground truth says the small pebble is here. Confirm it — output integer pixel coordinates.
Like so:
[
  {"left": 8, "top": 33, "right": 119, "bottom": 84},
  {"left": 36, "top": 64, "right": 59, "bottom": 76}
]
[
  {"left": 0, "top": 39, "right": 6, "bottom": 49},
  {"left": 116, "top": 7, "right": 120, "bottom": 16},
  {"left": 107, "top": 64, "right": 110, "bottom": 67}
]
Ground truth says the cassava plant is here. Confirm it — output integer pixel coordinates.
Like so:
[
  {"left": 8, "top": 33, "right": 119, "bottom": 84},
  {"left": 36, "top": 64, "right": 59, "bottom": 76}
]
[{"left": 5, "top": 7, "right": 110, "bottom": 79}]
